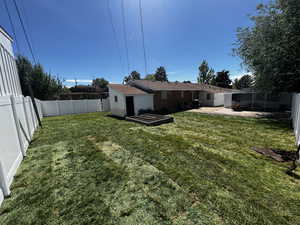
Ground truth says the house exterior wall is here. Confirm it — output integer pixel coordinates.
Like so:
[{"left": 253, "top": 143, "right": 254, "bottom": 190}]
[
  {"left": 213, "top": 93, "right": 225, "bottom": 106},
  {"left": 199, "top": 92, "right": 225, "bottom": 106},
  {"left": 109, "top": 87, "right": 126, "bottom": 117},
  {"left": 153, "top": 91, "right": 195, "bottom": 111},
  {"left": 134, "top": 95, "right": 154, "bottom": 115}
]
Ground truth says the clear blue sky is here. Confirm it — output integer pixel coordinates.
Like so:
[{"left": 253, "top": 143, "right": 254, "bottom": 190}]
[{"left": 0, "top": 0, "right": 268, "bottom": 86}]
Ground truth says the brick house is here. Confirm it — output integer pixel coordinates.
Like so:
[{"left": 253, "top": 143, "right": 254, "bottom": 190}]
[{"left": 109, "top": 80, "right": 235, "bottom": 117}]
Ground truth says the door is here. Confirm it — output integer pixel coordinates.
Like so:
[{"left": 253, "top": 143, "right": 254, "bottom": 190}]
[{"left": 126, "top": 96, "right": 135, "bottom": 116}]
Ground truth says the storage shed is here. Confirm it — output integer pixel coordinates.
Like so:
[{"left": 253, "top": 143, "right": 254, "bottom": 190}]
[{"left": 108, "top": 84, "right": 154, "bottom": 117}]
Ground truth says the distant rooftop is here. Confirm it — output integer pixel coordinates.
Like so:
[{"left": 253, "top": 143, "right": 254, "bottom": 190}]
[{"left": 108, "top": 84, "right": 149, "bottom": 95}]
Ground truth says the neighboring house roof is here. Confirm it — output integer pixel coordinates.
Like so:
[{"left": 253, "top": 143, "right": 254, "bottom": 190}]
[
  {"left": 0, "top": 25, "right": 13, "bottom": 42},
  {"left": 108, "top": 84, "right": 149, "bottom": 95},
  {"left": 130, "top": 80, "right": 235, "bottom": 93}
]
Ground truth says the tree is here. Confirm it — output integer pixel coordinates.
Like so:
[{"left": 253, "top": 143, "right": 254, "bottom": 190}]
[
  {"left": 197, "top": 60, "right": 215, "bottom": 84},
  {"left": 92, "top": 77, "right": 109, "bottom": 91},
  {"left": 214, "top": 70, "right": 232, "bottom": 88},
  {"left": 233, "top": 0, "right": 300, "bottom": 92},
  {"left": 154, "top": 66, "right": 168, "bottom": 82},
  {"left": 123, "top": 71, "right": 141, "bottom": 84},
  {"left": 233, "top": 75, "right": 254, "bottom": 89},
  {"left": 16, "top": 56, "right": 67, "bottom": 100},
  {"left": 144, "top": 74, "right": 155, "bottom": 81}
]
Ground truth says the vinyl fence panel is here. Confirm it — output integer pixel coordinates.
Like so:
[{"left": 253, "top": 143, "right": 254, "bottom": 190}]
[
  {"left": 41, "top": 99, "right": 109, "bottom": 117},
  {"left": 0, "top": 95, "right": 40, "bottom": 206},
  {"left": 0, "top": 96, "right": 23, "bottom": 189}
]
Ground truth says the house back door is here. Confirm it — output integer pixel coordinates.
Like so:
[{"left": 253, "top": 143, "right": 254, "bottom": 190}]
[{"left": 126, "top": 96, "right": 135, "bottom": 116}]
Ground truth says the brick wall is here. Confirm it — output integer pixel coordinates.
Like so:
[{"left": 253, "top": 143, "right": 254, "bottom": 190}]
[{"left": 153, "top": 91, "right": 199, "bottom": 112}]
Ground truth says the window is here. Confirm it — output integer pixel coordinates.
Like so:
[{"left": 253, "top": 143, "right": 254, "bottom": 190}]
[
  {"left": 207, "top": 93, "right": 212, "bottom": 101},
  {"left": 181, "top": 91, "right": 184, "bottom": 98},
  {"left": 114, "top": 96, "right": 118, "bottom": 102},
  {"left": 161, "top": 91, "right": 167, "bottom": 100}
]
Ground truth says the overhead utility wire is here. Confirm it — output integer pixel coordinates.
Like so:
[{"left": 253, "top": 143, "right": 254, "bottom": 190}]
[
  {"left": 121, "top": 0, "right": 130, "bottom": 73},
  {"left": 12, "top": 0, "right": 37, "bottom": 64},
  {"left": 107, "top": 0, "right": 125, "bottom": 75},
  {"left": 138, "top": 0, "right": 148, "bottom": 75},
  {"left": 3, "top": 0, "right": 21, "bottom": 53},
  {"left": 19, "top": 0, "right": 37, "bottom": 59},
  {"left": 12, "top": 0, "right": 42, "bottom": 128}
]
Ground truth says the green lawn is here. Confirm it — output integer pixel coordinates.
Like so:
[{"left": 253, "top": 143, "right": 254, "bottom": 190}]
[{"left": 1, "top": 112, "right": 300, "bottom": 225}]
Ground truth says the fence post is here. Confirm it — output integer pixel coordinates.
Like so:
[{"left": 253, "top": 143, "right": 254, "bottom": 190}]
[
  {"left": 56, "top": 100, "right": 60, "bottom": 116},
  {"left": 71, "top": 99, "right": 74, "bottom": 114},
  {"left": 22, "top": 97, "right": 32, "bottom": 140},
  {"left": 0, "top": 160, "right": 10, "bottom": 196},
  {"left": 10, "top": 95, "right": 26, "bottom": 157}
]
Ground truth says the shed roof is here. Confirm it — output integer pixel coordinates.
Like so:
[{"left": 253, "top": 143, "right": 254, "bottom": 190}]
[
  {"left": 130, "top": 80, "right": 235, "bottom": 93},
  {"left": 108, "top": 84, "right": 149, "bottom": 95}
]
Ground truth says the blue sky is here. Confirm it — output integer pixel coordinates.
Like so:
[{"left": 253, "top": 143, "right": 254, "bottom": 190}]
[{"left": 0, "top": 0, "right": 268, "bottom": 86}]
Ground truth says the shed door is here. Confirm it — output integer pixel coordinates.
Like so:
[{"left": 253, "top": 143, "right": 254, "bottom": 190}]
[{"left": 126, "top": 96, "right": 135, "bottom": 116}]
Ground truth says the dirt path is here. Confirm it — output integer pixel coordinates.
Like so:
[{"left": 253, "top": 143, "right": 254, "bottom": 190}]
[{"left": 188, "top": 107, "right": 274, "bottom": 118}]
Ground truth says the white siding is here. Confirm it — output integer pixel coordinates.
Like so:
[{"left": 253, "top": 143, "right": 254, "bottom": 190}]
[
  {"left": 134, "top": 95, "right": 154, "bottom": 115},
  {"left": 109, "top": 87, "right": 126, "bottom": 117},
  {"left": 213, "top": 93, "right": 225, "bottom": 106},
  {"left": 199, "top": 92, "right": 225, "bottom": 106},
  {"left": 224, "top": 93, "right": 232, "bottom": 108}
]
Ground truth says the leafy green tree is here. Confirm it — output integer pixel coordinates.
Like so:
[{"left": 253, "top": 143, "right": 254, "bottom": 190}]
[
  {"left": 214, "top": 70, "right": 232, "bottom": 88},
  {"left": 154, "top": 66, "right": 168, "bottom": 82},
  {"left": 198, "top": 60, "right": 215, "bottom": 84},
  {"left": 233, "top": 0, "right": 300, "bottom": 92},
  {"left": 92, "top": 77, "right": 109, "bottom": 90},
  {"left": 233, "top": 75, "right": 254, "bottom": 89},
  {"left": 123, "top": 71, "right": 141, "bottom": 84},
  {"left": 16, "top": 56, "right": 67, "bottom": 100},
  {"left": 144, "top": 74, "right": 155, "bottom": 81}
]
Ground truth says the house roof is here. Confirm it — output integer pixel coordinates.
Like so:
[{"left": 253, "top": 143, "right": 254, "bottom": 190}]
[
  {"left": 0, "top": 25, "right": 13, "bottom": 42},
  {"left": 130, "top": 80, "right": 235, "bottom": 93},
  {"left": 108, "top": 84, "right": 149, "bottom": 95}
]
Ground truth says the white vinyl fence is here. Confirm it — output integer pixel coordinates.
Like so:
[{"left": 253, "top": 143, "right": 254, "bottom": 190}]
[
  {"left": 41, "top": 98, "right": 110, "bottom": 117},
  {"left": 0, "top": 95, "right": 41, "bottom": 205},
  {"left": 291, "top": 93, "right": 300, "bottom": 146}
]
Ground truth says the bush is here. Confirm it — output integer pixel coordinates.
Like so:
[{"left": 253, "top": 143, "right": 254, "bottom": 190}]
[{"left": 232, "top": 104, "right": 242, "bottom": 111}]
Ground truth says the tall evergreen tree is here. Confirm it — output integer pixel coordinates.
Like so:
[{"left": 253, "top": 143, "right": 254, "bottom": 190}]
[
  {"left": 123, "top": 71, "right": 141, "bottom": 84},
  {"left": 198, "top": 60, "right": 215, "bottom": 84},
  {"left": 214, "top": 70, "right": 232, "bottom": 88},
  {"left": 154, "top": 66, "right": 168, "bottom": 82}
]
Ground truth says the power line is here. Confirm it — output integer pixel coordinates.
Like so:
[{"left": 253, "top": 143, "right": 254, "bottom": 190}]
[
  {"left": 3, "top": 0, "right": 21, "bottom": 54},
  {"left": 121, "top": 0, "right": 130, "bottom": 73},
  {"left": 138, "top": 0, "right": 148, "bottom": 75},
  {"left": 19, "top": 0, "right": 37, "bottom": 60},
  {"left": 107, "top": 0, "right": 125, "bottom": 75},
  {"left": 12, "top": 0, "right": 37, "bottom": 64}
]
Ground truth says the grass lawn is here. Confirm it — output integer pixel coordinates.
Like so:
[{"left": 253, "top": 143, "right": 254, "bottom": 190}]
[{"left": 0, "top": 112, "right": 300, "bottom": 225}]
